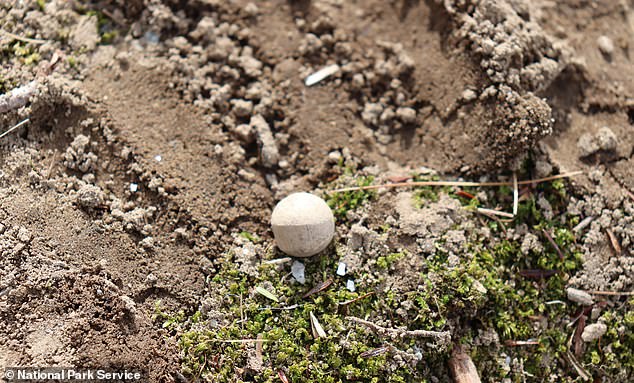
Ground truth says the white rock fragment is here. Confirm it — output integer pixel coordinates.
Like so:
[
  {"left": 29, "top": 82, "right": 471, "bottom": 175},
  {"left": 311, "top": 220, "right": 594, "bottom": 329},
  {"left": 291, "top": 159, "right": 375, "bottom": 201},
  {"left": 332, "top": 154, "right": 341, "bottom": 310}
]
[
  {"left": 291, "top": 260, "right": 306, "bottom": 284},
  {"left": 271, "top": 192, "right": 335, "bottom": 257},
  {"left": 346, "top": 279, "right": 356, "bottom": 292},
  {"left": 129, "top": 183, "right": 138, "bottom": 193},
  {"left": 567, "top": 287, "right": 594, "bottom": 306},
  {"left": 154, "top": 155, "right": 162, "bottom": 162},
  {"left": 596, "top": 127, "right": 617, "bottom": 151},
  {"left": 396, "top": 107, "right": 416, "bottom": 124},
  {"left": 251, "top": 115, "right": 279, "bottom": 168},
  {"left": 597, "top": 35, "right": 614, "bottom": 56},
  {"left": 581, "top": 323, "right": 607, "bottom": 342},
  {"left": 336, "top": 262, "right": 346, "bottom": 276},
  {"left": 304, "top": 64, "right": 340, "bottom": 87}
]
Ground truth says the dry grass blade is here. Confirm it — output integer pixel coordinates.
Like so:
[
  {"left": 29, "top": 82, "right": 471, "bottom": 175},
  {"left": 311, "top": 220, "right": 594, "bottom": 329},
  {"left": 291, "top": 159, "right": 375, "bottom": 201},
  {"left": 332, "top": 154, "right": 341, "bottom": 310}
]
[
  {"left": 338, "top": 291, "right": 375, "bottom": 306},
  {"left": 330, "top": 171, "right": 583, "bottom": 193},
  {"left": 302, "top": 278, "right": 333, "bottom": 299},
  {"left": 589, "top": 290, "right": 634, "bottom": 296},
  {"left": 359, "top": 345, "right": 391, "bottom": 358},
  {"left": 542, "top": 229, "right": 564, "bottom": 260},
  {"left": 519, "top": 269, "right": 558, "bottom": 279},
  {"left": 255, "top": 286, "right": 279, "bottom": 302},
  {"left": 0, "top": 118, "right": 30, "bottom": 140},
  {"left": 504, "top": 340, "right": 540, "bottom": 346},
  {"left": 0, "top": 29, "right": 49, "bottom": 44},
  {"left": 512, "top": 172, "right": 518, "bottom": 216},
  {"left": 605, "top": 229, "right": 622, "bottom": 255},
  {"left": 476, "top": 207, "right": 514, "bottom": 219}
]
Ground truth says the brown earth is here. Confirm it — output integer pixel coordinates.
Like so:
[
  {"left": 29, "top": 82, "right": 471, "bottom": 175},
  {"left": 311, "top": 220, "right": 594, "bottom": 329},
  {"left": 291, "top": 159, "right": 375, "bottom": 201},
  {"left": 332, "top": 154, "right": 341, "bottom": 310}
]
[{"left": 0, "top": 0, "right": 632, "bottom": 382}]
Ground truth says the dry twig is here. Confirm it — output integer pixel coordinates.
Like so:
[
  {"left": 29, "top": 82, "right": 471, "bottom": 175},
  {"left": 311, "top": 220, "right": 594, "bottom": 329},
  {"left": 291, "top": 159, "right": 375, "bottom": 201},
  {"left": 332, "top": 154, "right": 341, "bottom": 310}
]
[
  {"left": 0, "top": 29, "right": 49, "bottom": 44},
  {"left": 346, "top": 316, "right": 450, "bottom": 344},
  {"left": 331, "top": 171, "right": 583, "bottom": 193}
]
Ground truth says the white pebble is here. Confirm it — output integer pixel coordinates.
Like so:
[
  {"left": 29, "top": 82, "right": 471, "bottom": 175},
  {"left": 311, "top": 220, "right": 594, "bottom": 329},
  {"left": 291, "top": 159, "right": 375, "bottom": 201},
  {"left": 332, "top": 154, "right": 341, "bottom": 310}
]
[
  {"left": 582, "top": 323, "right": 607, "bottom": 342},
  {"left": 567, "top": 287, "right": 593, "bottom": 306},
  {"left": 597, "top": 35, "right": 614, "bottom": 56},
  {"left": 271, "top": 192, "right": 335, "bottom": 257},
  {"left": 346, "top": 279, "right": 356, "bottom": 292},
  {"left": 129, "top": 183, "right": 138, "bottom": 193}
]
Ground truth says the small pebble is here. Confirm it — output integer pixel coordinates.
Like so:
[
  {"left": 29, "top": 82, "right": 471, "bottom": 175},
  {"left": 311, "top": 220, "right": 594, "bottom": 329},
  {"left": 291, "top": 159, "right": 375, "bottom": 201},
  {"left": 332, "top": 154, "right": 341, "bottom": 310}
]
[
  {"left": 567, "top": 287, "right": 594, "bottom": 306},
  {"left": 130, "top": 183, "right": 138, "bottom": 193},
  {"left": 581, "top": 323, "right": 607, "bottom": 342},
  {"left": 596, "top": 127, "right": 617, "bottom": 151},
  {"left": 597, "top": 35, "right": 614, "bottom": 56},
  {"left": 346, "top": 279, "right": 356, "bottom": 292}
]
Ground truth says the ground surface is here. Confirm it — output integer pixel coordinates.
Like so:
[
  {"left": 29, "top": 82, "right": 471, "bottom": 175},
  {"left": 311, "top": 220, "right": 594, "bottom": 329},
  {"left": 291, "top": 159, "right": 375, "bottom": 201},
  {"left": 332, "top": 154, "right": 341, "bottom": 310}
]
[{"left": 0, "top": 1, "right": 632, "bottom": 382}]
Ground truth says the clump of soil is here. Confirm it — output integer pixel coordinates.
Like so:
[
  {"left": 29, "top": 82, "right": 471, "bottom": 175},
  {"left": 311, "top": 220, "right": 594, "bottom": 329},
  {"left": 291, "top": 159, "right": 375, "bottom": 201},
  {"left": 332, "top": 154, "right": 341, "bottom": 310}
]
[{"left": 0, "top": 0, "right": 632, "bottom": 382}]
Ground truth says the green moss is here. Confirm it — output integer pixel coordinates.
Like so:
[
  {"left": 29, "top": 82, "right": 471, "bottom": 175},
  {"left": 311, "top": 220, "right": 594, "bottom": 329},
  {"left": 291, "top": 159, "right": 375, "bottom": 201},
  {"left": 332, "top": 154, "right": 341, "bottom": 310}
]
[
  {"left": 84, "top": 10, "right": 119, "bottom": 45},
  {"left": 4, "top": 42, "right": 41, "bottom": 65},
  {"left": 376, "top": 251, "right": 406, "bottom": 270},
  {"left": 325, "top": 174, "right": 375, "bottom": 220},
  {"left": 239, "top": 231, "right": 262, "bottom": 243},
  {"left": 582, "top": 300, "right": 634, "bottom": 380}
]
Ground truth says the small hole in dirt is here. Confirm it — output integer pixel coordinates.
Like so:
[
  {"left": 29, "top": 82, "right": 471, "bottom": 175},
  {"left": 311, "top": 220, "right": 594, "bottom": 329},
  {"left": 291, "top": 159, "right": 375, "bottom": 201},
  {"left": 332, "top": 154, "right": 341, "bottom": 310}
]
[{"left": 628, "top": 108, "right": 634, "bottom": 125}]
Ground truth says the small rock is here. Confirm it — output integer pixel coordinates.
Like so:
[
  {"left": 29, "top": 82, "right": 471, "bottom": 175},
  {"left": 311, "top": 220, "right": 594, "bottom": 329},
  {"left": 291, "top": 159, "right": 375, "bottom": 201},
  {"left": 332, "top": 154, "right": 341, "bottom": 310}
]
[
  {"left": 597, "top": 35, "right": 614, "bottom": 56},
  {"left": 231, "top": 99, "right": 253, "bottom": 118},
  {"left": 346, "top": 279, "right": 356, "bottom": 292},
  {"left": 361, "top": 103, "right": 383, "bottom": 126},
  {"left": 234, "top": 124, "right": 255, "bottom": 143},
  {"left": 577, "top": 133, "right": 599, "bottom": 157},
  {"left": 581, "top": 323, "right": 607, "bottom": 342},
  {"left": 596, "top": 127, "right": 617, "bottom": 151},
  {"left": 462, "top": 89, "right": 477, "bottom": 102},
  {"left": 567, "top": 287, "right": 594, "bottom": 306},
  {"left": 396, "top": 107, "right": 416, "bottom": 124}
]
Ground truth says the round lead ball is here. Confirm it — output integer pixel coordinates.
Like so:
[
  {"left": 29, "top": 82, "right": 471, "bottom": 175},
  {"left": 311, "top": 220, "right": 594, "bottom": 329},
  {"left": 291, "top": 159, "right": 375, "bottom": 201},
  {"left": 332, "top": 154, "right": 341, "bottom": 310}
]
[{"left": 271, "top": 192, "right": 335, "bottom": 257}]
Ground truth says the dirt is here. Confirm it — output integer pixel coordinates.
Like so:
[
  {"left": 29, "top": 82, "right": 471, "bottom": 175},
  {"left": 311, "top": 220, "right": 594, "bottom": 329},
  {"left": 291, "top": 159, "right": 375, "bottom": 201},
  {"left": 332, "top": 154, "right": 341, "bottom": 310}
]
[{"left": 0, "top": 0, "right": 632, "bottom": 382}]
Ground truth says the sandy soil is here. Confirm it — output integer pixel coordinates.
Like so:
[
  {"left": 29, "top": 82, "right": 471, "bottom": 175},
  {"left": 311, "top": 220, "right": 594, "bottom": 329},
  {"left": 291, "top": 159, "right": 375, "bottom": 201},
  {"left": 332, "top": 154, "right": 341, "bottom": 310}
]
[{"left": 0, "top": 0, "right": 632, "bottom": 382}]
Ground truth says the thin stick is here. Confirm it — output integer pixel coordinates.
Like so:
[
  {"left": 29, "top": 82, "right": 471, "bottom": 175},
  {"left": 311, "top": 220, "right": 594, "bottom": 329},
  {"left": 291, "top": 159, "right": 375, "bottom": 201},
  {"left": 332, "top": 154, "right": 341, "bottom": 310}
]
[
  {"left": 542, "top": 229, "right": 564, "bottom": 261},
  {"left": 0, "top": 118, "right": 30, "bottom": 139},
  {"left": 512, "top": 172, "right": 518, "bottom": 216},
  {"left": 347, "top": 316, "right": 450, "bottom": 343},
  {"left": 476, "top": 207, "right": 514, "bottom": 219},
  {"left": 330, "top": 171, "right": 583, "bottom": 193},
  {"left": 589, "top": 290, "right": 634, "bottom": 296},
  {"left": 0, "top": 29, "right": 49, "bottom": 44}
]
